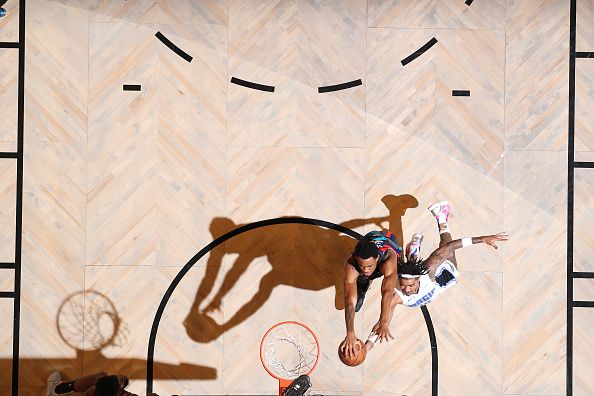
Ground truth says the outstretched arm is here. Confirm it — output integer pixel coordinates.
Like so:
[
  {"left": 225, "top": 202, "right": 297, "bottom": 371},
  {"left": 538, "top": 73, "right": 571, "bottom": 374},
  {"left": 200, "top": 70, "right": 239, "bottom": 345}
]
[
  {"left": 371, "top": 253, "right": 398, "bottom": 343},
  {"left": 340, "top": 260, "right": 360, "bottom": 358},
  {"left": 424, "top": 232, "right": 509, "bottom": 273}
]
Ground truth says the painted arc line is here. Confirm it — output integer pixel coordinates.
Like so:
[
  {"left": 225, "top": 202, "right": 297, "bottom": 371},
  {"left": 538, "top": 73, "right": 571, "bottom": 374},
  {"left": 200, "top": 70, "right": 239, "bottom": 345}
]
[
  {"left": 230, "top": 77, "right": 275, "bottom": 92},
  {"left": 401, "top": 37, "right": 438, "bottom": 66},
  {"left": 155, "top": 31, "right": 193, "bottom": 63}
]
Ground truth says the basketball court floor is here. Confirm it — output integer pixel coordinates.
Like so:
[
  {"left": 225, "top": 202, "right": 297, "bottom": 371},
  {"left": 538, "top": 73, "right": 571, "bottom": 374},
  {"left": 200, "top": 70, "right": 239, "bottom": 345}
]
[{"left": 1, "top": 0, "right": 593, "bottom": 395}]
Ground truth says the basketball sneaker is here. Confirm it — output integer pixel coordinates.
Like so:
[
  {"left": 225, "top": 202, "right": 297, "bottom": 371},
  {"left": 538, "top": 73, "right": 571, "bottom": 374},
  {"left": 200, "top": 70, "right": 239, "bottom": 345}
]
[
  {"left": 283, "top": 374, "right": 311, "bottom": 396},
  {"left": 428, "top": 201, "right": 450, "bottom": 223},
  {"left": 45, "top": 371, "right": 62, "bottom": 396},
  {"left": 406, "top": 233, "right": 424, "bottom": 260}
]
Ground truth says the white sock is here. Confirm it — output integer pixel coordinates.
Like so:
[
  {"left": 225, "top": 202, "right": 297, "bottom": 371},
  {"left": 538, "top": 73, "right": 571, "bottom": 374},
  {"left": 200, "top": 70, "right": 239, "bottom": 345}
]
[{"left": 438, "top": 222, "right": 450, "bottom": 234}]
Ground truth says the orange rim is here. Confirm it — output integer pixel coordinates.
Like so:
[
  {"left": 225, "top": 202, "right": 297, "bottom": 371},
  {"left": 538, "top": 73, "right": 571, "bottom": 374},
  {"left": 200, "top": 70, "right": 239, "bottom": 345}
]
[{"left": 259, "top": 320, "right": 320, "bottom": 381}]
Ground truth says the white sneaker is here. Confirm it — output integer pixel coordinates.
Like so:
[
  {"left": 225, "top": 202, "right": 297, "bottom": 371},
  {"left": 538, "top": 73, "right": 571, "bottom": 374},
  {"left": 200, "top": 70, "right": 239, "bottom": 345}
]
[
  {"left": 428, "top": 201, "right": 450, "bottom": 223},
  {"left": 46, "top": 371, "right": 62, "bottom": 396},
  {"left": 406, "top": 233, "right": 424, "bottom": 260}
]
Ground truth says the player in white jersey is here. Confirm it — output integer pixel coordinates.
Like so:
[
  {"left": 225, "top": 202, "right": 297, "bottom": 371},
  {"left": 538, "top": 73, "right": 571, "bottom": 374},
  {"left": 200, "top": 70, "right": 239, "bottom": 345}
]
[{"left": 364, "top": 200, "right": 508, "bottom": 350}]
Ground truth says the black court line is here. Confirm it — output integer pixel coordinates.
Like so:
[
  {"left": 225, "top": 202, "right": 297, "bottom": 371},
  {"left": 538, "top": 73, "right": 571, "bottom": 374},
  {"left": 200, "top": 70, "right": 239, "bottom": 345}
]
[
  {"left": 12, "top": 1, "right": 26, "bottom": 395},
  {"left": 421, "top": 306, "right": 438, "bottom": 396},
  {"left": 123, "top": 84, "right": 141, "bottom": 91},
  {"left": 575, "top": 161, "right": 594, "bottom": 168},
  {"left": 0, "top": 152, "right": 18, "bottom": 158},
  {"left": 146, "top": 217, "right": 439, "bottom": 396},
  {"left": 567, "top": 1, "right": 576, "bottom": 394},
  {"left": 575, "top": 52, "right": 594, "bottom": 58},
  {"left": 452, "top": 90, "right": 470, "bottom": 96},
  {"left": 0, "top": 263, "right": 15, "bottom": 269},
  {"left": 465, "top": 0, "right": 474, "bottom": 5},
  {"left": 573, "top": 301, "right": 594, "bottom": 308},
  {"left": 0, "top": 291, "right": 15, "bottom": 298},
  {"left": 318, "top": 79, "right": 362, "bottom": 93},
  {"left": 401, "top": 37, "right": 438, "bottom": 66},
  {"left": 155, "top": 31, "right": 193, "bottom": 63},
  {"left": 573, "top": 272, "right": 594, "bottom": 278},
  {"left": 0, "top": 42, "right": 19, "bottom": 48},
  {"left": 230, "top": 77, "right": 275, "bottom": 92}
]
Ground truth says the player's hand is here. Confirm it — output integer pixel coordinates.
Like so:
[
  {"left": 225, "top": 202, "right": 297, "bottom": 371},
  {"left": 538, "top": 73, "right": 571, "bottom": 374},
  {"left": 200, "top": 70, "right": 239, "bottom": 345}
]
[
  {"left": 340, "top": 332, "right": 359, "bottom": 358},
  {"left": 484, "top": 232, "right": 509, "bottom": 249},
  {"left": 371, "top": 320, "right": 394, "bottom": 343}
]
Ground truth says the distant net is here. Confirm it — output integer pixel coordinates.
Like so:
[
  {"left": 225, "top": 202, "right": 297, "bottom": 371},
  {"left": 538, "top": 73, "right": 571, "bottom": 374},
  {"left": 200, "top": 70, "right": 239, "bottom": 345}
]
[{"left": 260, "top": 321, "right": 320, "bottom": 380}]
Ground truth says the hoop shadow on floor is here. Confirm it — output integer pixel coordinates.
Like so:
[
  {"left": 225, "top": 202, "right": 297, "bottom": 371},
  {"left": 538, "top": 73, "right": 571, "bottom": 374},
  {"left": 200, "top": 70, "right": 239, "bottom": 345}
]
[{"left": 0, "top": 290, "right": 216, "bottom": 393}]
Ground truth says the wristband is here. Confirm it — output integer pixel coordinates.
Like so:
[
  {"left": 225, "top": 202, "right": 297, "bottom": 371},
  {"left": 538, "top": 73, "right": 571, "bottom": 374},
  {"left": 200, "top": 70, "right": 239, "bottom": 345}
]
[
  {"left": 367, "top": 332, "right": 379, "bottom": 344},
  {"left": 461, "top": 237, "right": 473, "bottom": 247}
]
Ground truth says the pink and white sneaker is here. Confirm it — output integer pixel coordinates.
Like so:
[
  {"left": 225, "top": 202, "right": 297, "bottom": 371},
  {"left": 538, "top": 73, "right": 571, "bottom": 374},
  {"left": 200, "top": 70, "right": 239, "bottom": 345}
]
[
  {"left": 428, "top": 201, "right": 451, "bottom": 223},
  {"left": 406, "top": 233, "right": 424, "bottom": 260}
]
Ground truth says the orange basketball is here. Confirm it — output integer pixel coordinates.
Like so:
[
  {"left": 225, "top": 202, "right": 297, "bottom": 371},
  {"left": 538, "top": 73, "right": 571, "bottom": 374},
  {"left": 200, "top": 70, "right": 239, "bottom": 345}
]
[{"left": 338, "top": 339, "right": 367, "bottom": 366}]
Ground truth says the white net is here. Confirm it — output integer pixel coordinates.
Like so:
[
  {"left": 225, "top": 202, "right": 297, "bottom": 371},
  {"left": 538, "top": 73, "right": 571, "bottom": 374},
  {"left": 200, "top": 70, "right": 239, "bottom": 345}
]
[{"left": 261, "top": 322, "right": 319, "bottom": 379}]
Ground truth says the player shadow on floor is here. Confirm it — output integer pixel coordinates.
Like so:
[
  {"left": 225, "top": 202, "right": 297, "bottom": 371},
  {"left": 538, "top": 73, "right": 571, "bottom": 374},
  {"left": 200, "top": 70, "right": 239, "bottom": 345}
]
[{"left": 184, "top": 194, "right": 418, "bottom": 343}]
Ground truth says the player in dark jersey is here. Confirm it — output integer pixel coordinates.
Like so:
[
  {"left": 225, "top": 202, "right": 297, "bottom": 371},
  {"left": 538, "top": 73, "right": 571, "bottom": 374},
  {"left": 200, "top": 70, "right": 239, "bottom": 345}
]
[{"left": 339, "top": 230, "right": 402, "bottom": 359}]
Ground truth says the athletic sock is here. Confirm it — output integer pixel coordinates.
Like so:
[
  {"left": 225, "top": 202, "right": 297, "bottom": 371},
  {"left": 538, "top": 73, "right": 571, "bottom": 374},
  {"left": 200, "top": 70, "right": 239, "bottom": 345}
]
[{"left": 438, "top": 221, "right": 450, "bottom": 234}]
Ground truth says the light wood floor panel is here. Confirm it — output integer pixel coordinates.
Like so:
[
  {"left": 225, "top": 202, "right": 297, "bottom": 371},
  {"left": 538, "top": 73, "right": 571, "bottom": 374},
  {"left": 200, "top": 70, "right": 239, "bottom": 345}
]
[
  {"left": 20, "top": 141, "right": 86, "bottom": 387},
  {"left": 227, "top": 0, "right": 300, "bottom": 148},
  {"left": 575, "top": 60, "right": 594, "bottom": 162},
  {"left": 503, "top": 151, "right": 566, "bottom": 394},
  {"left": 294, "top": 148, "right": 364, "bottom": 222},
  {"left": 155, "top": 23, "right": 227, "bottom": 267},
  {"left": 25, "top": 0, "right": 88, "bottom": 143},
  {"left": 574, "top": 169, "right": 594, "bottom": 273},
  {"left": 228, "top": 0, "right": 366, "bottom": 148},
  {"left": 367, "top": 0, "right": 435, "bottom": 28},
  {"left": 88, "top": 22, "right": 158, "bottom": 267},
  {"left": 0, "top": 0, "right": 19, "bottom": 42},
  {"left": 0, "top": 49, "right": 18, "bottom": 142},
  {"left": 574, "top": 278, "right": 594, "bottom": 302},
  {"left": 0, "top": 268, "right": 14, "bottom": 292},
  {"left": 366, "top": 28, "right": 436, "bottom": 146},
  {"left": 0, "top": 159, "right": 16, "bottom": 262},
  {"left": 432, "top": 272, "right": 502, "bottom": 395},
  {"left": 226, "top": 147, "right": 296, "bottom": 222},
  {"left": 91, "top": 0, "right": 227, "bottom": 25},
  {"left": 435, "top": 28, "right": 504, "bottom": 178},
  {"left": 505, "top": 0, "right": 569, "bottom": 151},
  {"left": 574, "top": 309, "right": 594, "bottom": 396},
  {"left": 436, "top": 0, "right": 505, "bottom": 29},
  {"left": 576, "top": 0, "right": 594, "bottom": 52}
]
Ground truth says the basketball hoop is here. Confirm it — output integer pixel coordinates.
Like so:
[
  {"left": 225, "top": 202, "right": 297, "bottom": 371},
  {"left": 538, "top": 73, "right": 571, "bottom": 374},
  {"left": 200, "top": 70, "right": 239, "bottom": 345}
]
[{"left": 260, "top": 321, "right": 320, "bottom": 396}]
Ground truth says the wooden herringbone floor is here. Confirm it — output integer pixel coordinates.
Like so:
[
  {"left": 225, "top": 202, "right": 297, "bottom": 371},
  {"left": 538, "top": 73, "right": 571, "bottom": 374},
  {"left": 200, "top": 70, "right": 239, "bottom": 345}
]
[{"left": 0, "top": 0, "right": 591, "bottom": 395}]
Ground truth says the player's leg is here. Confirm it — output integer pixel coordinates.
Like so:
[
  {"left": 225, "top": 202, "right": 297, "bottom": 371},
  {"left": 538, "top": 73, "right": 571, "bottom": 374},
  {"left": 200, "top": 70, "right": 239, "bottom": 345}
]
[
  {"left": 428, "top": 201, "right": 458, "bottom": 268},
  {"left": 49, "top": 372, "right": 108, "bottom": 395},
  {"left": 355, "top": 276, "right": 371, "bottom": 312}
]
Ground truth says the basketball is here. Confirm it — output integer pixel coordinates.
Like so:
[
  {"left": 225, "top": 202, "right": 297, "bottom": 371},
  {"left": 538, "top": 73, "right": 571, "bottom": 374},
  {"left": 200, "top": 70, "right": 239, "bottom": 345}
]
[{"left": 338, "top": 339, "right": 366, "bottom": 366}]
